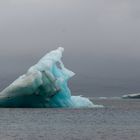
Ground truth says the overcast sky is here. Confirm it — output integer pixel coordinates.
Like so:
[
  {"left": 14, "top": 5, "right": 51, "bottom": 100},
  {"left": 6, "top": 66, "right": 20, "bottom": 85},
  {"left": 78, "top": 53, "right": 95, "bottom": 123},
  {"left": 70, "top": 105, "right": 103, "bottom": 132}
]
[{"left": 0, "top": 0, "right": 140, "bottom": 96}]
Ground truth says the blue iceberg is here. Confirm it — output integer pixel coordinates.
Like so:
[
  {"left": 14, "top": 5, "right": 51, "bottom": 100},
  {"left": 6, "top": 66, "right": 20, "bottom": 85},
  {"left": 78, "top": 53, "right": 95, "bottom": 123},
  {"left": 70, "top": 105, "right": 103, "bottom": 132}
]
[{"left": 0, "top": 47, "right": 103, "bottom": 108}]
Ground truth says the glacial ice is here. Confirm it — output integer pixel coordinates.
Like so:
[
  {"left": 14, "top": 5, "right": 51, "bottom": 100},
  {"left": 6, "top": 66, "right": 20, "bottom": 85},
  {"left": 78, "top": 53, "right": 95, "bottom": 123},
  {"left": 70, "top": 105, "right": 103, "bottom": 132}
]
[
  {"left": 122, "top": 93, "right": 140, "bottom": 99},
  {"left": 0, "top": 47, "right": 103, "bottom": 108}
]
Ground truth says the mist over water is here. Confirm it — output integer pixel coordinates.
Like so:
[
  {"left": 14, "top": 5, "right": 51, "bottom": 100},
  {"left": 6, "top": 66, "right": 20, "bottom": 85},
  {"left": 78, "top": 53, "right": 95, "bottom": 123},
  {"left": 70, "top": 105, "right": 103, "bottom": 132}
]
[{"left": 0, "top": 0, "right": 140, "bottom": 97}]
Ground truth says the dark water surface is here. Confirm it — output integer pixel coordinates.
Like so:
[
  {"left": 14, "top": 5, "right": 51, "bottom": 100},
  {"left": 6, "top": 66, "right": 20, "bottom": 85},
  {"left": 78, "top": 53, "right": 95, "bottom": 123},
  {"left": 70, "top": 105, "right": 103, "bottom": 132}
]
[{"left": 0, "top": 99, "right": 140, "bottom": 140}]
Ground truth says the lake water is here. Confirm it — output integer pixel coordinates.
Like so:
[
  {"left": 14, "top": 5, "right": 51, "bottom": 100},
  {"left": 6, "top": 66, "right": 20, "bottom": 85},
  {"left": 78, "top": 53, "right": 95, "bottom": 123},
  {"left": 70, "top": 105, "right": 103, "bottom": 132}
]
[{"left": 0, "top": 98, "right": 140, "bottom": 140}]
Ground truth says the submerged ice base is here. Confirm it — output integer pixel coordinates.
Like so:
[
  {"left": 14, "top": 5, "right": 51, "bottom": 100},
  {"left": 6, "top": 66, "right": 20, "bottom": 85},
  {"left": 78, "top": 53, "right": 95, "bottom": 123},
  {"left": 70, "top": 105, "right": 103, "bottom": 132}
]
[{"left": 0, "top": 47, "right": 103, "bottom": 108}]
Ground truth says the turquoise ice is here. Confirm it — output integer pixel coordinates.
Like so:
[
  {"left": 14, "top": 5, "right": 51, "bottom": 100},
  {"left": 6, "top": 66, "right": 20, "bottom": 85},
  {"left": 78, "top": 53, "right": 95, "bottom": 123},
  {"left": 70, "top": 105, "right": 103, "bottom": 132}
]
[{"left": 0, "top": 47, "right": 103, "bottom": 108}]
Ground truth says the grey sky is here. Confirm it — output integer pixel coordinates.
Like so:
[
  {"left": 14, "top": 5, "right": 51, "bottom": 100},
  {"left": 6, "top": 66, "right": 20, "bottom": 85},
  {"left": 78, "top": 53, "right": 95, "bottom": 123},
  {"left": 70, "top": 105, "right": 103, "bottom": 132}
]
[{"left": 0, "top": 0, "right": 140, "bottom": 96}]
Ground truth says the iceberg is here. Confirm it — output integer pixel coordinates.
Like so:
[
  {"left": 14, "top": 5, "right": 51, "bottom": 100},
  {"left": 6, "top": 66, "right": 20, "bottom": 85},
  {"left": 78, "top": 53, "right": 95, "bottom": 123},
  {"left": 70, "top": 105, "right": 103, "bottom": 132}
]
[
  {"left": 122, "top": 93, "right": 140, "bottom": 99},
  {"left": 0, "top": 47, "right": 103, "bottom": 108}
]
